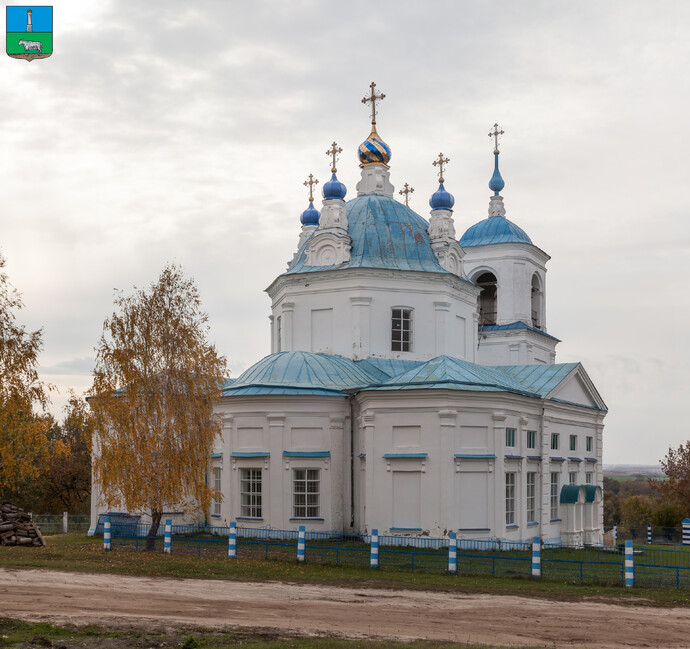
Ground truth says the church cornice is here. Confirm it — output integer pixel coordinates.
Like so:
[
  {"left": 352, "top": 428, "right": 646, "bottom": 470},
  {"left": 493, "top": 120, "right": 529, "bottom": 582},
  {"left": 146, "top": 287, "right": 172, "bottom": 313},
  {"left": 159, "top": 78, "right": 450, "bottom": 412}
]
[{"left": 462, "top": 241, "right": 551, "bottom": 265}]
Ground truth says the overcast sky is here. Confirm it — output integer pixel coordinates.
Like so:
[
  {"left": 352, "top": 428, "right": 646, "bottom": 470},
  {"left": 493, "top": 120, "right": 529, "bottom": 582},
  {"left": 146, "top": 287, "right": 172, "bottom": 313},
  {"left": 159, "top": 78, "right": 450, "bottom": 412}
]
[{"left": 1, "top": 0, "right": 688, "bottom": 464}]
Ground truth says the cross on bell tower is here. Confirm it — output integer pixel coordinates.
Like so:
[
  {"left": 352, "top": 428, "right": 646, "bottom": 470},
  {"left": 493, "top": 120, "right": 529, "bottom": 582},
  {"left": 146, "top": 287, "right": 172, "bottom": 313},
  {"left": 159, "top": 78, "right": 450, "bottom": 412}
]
[{"left": 489, "top": 123, "right": 504, "bottom": 155}]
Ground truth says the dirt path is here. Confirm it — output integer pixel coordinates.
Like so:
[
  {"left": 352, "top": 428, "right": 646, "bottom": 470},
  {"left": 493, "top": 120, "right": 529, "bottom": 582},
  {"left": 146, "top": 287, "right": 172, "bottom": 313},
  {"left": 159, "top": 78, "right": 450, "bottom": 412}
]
[{"left": 0, "top": 568, "right": 689, "bottom": 648}]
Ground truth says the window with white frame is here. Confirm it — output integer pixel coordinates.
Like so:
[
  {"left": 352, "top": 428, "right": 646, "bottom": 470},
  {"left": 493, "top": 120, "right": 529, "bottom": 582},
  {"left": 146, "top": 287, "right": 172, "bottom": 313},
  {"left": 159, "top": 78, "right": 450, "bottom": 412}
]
[
  {"left": 505, "top": 428, "right": 516, "bottom": 448},
  {"left": 391, "top": 308, "right": 413, "bottom": 352},
  {"left": 570, "top": 434, "right": 577, "bottom": 451},
  {"left": 527, "top": 430, "right": 537, "bottom": 449},
  {"left": 550, "top": 472, "right": 560, "bottom": 520},
  {"left": 213, "top": 466, "right": 221, "bottom": 516},
  {"left": 569, "top": 471, "right": 577, "bottom": 485},
  {"left": 293, "top": 468, "right": 320, "bottom": 518},
  {"left": 527, "top": 472, "right": 538, "bottom": 523},
  {"left": 505, "top": 472, "right": 516, "bottom": 525},
  {"left": 240, "top": 468, "right": 262, "bottom": 518},
  {"left": 586, "top": 471, "right": 593, "bottom": 484},
  {"left": 551, "top": 433, "right": 559, "bottom": 450},
  {"left": 586, "top": 436, "right": 593, "bottom": 452}
]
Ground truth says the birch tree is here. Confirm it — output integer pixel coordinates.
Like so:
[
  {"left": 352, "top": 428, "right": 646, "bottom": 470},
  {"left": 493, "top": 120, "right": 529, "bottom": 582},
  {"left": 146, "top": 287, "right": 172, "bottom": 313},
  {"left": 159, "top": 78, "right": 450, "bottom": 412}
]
[{"left": 89, "top": 264, "right": 227, "bottom": 538}]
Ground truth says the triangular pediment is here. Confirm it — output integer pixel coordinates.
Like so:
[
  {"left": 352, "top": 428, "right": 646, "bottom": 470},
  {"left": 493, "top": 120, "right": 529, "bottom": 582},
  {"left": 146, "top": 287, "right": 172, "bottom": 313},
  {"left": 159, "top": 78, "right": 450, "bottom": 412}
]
[{"left": 547, "top": 366, "right": 607, "bottom": 411}]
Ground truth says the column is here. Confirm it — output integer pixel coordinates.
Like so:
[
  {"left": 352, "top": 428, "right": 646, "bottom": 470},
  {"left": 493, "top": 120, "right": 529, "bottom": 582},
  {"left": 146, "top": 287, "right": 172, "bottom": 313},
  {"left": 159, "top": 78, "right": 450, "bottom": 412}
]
[
  {"left": 434, "top": 301, "right": 450, "bottom": 356},
  {"left": 492, "top": 411, "right": 507, "bottom": 536},
  {"left": 281, "top": 302, "right": 294, "bottom": 352}
]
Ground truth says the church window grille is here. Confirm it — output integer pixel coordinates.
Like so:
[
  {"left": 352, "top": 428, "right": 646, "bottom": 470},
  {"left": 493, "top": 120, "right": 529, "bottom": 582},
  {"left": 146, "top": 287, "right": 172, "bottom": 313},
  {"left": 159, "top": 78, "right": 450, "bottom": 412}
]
[
  {"left": 550, "top": 433, "right": 559, "bottom": 450},
  {"left": 550, "top": 472, "right": 559, "bottom": 520},
  {"left": 213, "top": 467, "right": 222, "bottom": 517},
  {"left": 240, "top": 469, "right": 262, "bottom": 518},
  {"left": 569, "top": 471, "right": 577, "bottom": 485},
  {"left": 505, "top": 428, "right": 516, "bottom": 448},
  {"left": 391, "top": 308, "right": 413, "bottom": 352},
  {"left": 527, "top": 472, "right": 538, "bottom": 523},
  {"left": 586, "top": 472, "right": 593, "bottom": 485},
  {"left": 475, "top": 272, "right": 498, "bottom": 326},
  {"left": 527, "top": 430, "right": 537, "bottom": 449},
  {"left": 505, "top": 472, "right": 516, "bottom": 525},
  {"left": 531, "top": 274, "right": 542, "bottom": 329},
  {"left": 569, "top": 435, "right": 577, "bottom": 451},
  {"left": 293, "top": 468, "right": 320, "bottom": 518},
  {"left": 586, "top": 436, "right": 593, "bottom": 452}
]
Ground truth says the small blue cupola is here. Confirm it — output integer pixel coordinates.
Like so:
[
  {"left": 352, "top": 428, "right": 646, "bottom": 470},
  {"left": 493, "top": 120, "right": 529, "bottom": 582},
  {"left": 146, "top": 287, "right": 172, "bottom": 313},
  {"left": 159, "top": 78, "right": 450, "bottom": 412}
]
[
  {"left": 429, "top": 153, "right": 455, "bottom": 210},
  {"left": 300, "top": 173, "right": 320, "bottom": 225},
  {"left": 323, "top": 142, "right": 347, "bottom": 200}
]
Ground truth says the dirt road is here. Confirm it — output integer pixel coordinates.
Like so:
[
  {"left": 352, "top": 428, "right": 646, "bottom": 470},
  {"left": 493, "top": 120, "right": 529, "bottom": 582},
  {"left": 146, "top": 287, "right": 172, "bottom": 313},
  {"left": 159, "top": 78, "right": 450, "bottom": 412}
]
[{"left": 0, "top": 568, "right": 688, "bottom": 647}]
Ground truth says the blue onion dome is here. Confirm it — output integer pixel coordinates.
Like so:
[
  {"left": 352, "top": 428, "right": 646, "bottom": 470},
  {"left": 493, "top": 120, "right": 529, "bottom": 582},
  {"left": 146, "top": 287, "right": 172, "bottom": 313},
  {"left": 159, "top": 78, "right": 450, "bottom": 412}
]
[
  {"left": 300, "top": 201, "right": 320, "bottom": 226},
  {"left": 489, "top": 154, "right": 505, "bottom": 194},
  {"left": 322, "top": 173, "right": 347, "bottom": 200},
  {"left": 429, "top": 183, "right": 455, "bottom": 210},
  {"left": 358, "top": 125, "right": 391, "bottom": 167}
]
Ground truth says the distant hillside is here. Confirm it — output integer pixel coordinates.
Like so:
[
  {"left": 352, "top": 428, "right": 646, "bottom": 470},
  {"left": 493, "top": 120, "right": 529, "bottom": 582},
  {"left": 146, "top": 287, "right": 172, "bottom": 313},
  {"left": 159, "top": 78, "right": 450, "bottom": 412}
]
[{"left": 603, "top": 464, "right": 663, "bottom": 477}]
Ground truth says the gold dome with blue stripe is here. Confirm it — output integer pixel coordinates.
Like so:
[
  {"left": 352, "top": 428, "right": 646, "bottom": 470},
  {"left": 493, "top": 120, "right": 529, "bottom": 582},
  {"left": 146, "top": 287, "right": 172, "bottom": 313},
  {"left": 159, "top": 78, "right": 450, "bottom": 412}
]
[{"left": 358, "top": 124, "right": 391, "bottom": 167}]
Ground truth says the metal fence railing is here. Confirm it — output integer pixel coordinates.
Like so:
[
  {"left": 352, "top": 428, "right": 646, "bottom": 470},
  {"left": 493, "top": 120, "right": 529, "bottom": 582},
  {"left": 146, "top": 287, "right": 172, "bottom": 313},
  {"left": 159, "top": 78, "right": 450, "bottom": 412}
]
[{"left": 30, "top": 513, "right": 90, "bottom": 535}]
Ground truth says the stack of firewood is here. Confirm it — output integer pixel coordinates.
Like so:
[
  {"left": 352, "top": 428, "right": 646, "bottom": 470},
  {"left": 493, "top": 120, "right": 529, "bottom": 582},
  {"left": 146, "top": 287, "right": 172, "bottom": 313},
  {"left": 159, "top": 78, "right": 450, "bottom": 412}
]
[{"left": 0, "top": 501, "right": 46, "bottom": 547}]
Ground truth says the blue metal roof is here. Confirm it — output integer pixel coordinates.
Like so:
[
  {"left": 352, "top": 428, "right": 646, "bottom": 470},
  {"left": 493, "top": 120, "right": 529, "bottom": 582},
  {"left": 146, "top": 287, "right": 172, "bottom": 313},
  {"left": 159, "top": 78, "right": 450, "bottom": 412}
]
[
  {"left": 492, "top": 363, "right": 579, "bottom": 398},
  {"left": 480, "top": 321, "right": 560, "bottom": 342},
  {"left": 460, "top": 215, "right": 532, "bottom": 247},
  {"left": 287, "top": 194, "right": 455, "bottom": 275},
  {"left": 355, "top": 357, "right": 422, "bottom": 380}
]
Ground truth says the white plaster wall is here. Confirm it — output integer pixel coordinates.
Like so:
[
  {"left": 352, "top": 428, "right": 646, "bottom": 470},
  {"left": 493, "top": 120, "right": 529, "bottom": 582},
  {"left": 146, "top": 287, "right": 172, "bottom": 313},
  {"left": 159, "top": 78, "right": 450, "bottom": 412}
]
[{"left": 477, "top": 330, "right": 557, "bottom": 366}]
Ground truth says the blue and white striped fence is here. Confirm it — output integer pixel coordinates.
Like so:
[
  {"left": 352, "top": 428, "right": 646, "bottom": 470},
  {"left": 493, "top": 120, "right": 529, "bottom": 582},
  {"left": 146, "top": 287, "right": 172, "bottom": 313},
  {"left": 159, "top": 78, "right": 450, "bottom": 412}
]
[
  {"left": 683, "top": 519, "right": 690, "bottom": 546},
  {"left": 531, "top": 536, "right": 541, "bottom": 577},
  {"left": 228, "top": 521, "right": 237, "bottom": 558},
  {"left": 163, "top": 519, "right": 172, "bottom": 554},
  {"left": 613, "top": 524, "right": 618, "bottom": 543},
  {"left": 624, "top": 540, "right": 634, "bottom": 587},
  {"left": 448, "top": 532, "right": 457, "bottom": 573},
  {"left": 103, "top": 515, "right": 111, "bottom": 552},
  {"left": 647, "top": 524, "right": 652, "bottom": 544},
  {"left": 370, "top": 528, "right": 379, "bottom": 568},
  {"left": 297, "top": 525, "right": 305, "bottom": 562}
]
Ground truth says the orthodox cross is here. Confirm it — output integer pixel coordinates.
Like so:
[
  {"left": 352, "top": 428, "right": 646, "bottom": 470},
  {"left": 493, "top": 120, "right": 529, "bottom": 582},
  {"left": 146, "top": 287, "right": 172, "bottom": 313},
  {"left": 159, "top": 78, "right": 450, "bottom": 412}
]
[
  {"left": 399, "top": 183, "right": 414, "bottom": 207},
  {"left": 326, "top": 141, "right": 343, "bottom": 173},
  {"left": 361, "top": 81, "right": 385, "bottom": 125},
  {"left": 303, "top": 173, "right": 319, "bottom": 202},
  {"left": 432, "top": 153, "right": 450, "bottom": 183},
  {"left": 489, "top": 123, "right": 504, "bottom": 154}
]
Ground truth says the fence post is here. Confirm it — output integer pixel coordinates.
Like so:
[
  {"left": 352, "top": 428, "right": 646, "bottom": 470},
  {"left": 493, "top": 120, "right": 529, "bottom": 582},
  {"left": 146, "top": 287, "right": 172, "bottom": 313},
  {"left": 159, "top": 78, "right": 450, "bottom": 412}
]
[
  {"left": 647, "top": 524, "right": 652, "bottom": 544},
  {"left": 531, "top": 536, "right": 541, "bottom": 577},
  {"left": 63, "top": 512, "right": 69, "bottom": 534},
  {"left": 683, "top": 519, "right": 690, "bottom": 546},
  {"left": 228, "top": 522, "right": 237, "bottom": 559},
  {"left": 370, "top": 528, "right": 379, "bottom": 568},
  {"left": 104, "top": 515, "right": 111, "bottom": 552},
  {"left": 163, "top": 519, "right": 172, "bottom": 554},
  {"left": 613, "top": 524, "right": 618, "bottom": 543},
  {"left": 624, "top": 540, "right": 634, "bottom": 587},
  {"left": 448, "top": 532, "right": 457, "bottom": 574},
  {"left": 297, "top": 525, "right": 306, "bottom": 562}
]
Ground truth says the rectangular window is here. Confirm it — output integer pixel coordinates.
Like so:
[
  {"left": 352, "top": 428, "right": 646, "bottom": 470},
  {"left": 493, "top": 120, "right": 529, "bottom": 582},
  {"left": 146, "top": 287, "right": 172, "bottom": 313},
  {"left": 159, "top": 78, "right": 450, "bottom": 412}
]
[
  {"left": 293, "top": 468, "right": 320, "bottom": 518},
  {"left": 586, "top": 471, "right": 593, "bottom": 485},
  {"left": 240, "top": 469, "right": 262, "bottom": 518},
  {"left": 586, "top": 436, "right": 593, "bottom": 452},
  {"left": 527, "top": 472, "right": 537, "bottom": 523},
  {"left": 527, "top": 430, "right": 537, "bottom": 449},
  {"left": 505, "top": 427, "right": 516, "bottom": 448},
  {"left": 213, "top": 467, "right": 222, "bottom": 516},
  {"left": 392, "top": 308, "right": 413, "bottom": 352},
  {"left": 569, "top": 434, "right": 577, "bottom": 451},
  {"left": 569, "top": 471, "right": 577, "bottom": 485},
  {"left": 505, "top": 472, "right": 516, "bottom": 525},
  {"left": 550, "top": 433, "right": 559, "bottom": 450},
  {"left": 550, "top": 472, "right": 560, "bottom": 520}
]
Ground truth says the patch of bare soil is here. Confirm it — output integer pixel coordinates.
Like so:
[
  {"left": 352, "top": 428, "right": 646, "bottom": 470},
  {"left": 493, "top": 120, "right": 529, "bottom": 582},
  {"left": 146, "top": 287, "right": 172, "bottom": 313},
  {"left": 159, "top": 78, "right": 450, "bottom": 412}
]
[{"left": 1, "top": 568, "right": 688, "bottom": 648}]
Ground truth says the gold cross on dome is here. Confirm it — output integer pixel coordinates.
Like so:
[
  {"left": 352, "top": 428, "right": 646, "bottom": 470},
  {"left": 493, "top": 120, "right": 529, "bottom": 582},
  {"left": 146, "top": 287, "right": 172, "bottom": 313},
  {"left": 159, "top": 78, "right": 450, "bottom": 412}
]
[
  {"left": 432, "top": 153, "right": 450, "bottom": 183},
  {"left": 399, "top": 183, "right": 414, "bottom": 207},
  {"left": 303, "top": 173, "right": 319, "bottom": 202},
  {"left": 326, "top": 141, "right": 343, "bottom": 173},
  {"left": 489, "top": 123, "right": 504, "bottom": 154},
  {"left": 361, "top": 81, "right": 386, "bottom": 125}
]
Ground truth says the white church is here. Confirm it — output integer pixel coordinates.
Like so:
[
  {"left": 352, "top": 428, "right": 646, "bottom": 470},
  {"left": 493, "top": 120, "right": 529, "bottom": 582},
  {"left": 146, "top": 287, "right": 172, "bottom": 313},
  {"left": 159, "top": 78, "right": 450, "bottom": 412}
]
[{"left": 92, "top": 84, "right": 607, "bottom": 546}]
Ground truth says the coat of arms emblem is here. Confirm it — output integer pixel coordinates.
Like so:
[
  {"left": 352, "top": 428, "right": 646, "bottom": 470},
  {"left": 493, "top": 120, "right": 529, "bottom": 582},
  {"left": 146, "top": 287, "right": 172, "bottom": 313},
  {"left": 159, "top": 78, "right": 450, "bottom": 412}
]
[{"left": 6, "top": 6, "right": 52, "bottom": 62}]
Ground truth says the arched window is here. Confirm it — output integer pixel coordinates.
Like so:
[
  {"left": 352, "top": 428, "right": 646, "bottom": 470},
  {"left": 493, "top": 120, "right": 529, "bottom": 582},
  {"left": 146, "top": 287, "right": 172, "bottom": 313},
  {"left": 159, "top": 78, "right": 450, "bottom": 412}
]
[
  {"left": 531, "top": 274, "right": 542, "bottom": 329},
  {"left": 475, "top": 272, "right": 497, "bottom": 326}
]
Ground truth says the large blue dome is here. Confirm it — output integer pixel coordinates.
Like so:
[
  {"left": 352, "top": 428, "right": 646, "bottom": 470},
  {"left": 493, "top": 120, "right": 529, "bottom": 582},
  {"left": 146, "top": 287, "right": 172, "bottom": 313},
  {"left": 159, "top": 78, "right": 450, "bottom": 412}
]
[
  {"left": 459, "top": 216, "right": 532, "bottom": 247},
  {"left": 288, "top": 194, "right": 454, "bottom": 274}
]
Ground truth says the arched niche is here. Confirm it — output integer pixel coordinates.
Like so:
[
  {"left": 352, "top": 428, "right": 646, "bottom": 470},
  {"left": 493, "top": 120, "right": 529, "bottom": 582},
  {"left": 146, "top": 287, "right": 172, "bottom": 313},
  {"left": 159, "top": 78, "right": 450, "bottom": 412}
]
[
  {"left": 474, "top": 271, "right": 498, "bottom": 326},
  {"left": 531, "top": 273, "right": 542, "bottom": 329}
]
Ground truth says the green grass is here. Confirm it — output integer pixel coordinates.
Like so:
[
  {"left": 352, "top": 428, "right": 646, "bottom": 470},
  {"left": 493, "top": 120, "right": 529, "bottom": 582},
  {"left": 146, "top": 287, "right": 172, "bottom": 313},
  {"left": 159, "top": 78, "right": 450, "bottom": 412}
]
[
  {"left": 6, "top": 32, "right": 53, "bottom": 54},
  {"left": 0, "top": 618, "right": 542, "bottom": 649},
  {"left": 2, "top": 532, "right": 690, "bottom": 607}
]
